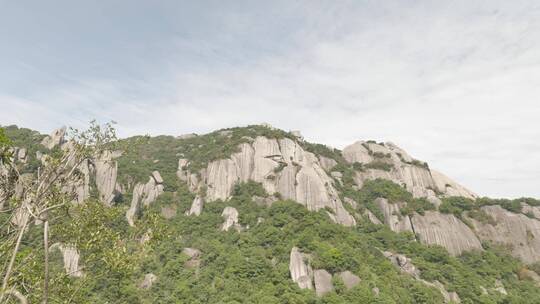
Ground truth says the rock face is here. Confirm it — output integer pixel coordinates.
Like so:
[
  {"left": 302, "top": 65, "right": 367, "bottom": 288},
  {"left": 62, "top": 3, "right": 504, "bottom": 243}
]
[
  {"left": 139, "top": 273, "right": 157, "bottom": 289},
  {"left": 314, "top": 269, "right": 334, "bottom": 297},
  {"left": 384, "top": 251, "right": 460, "bottom": 303},
  {"left": 94, "top": 150, "right": 121, "bottom": 206},
  {"left": 182, "top": 247, "right": 202, "bottom": 268},
  {"left": 289, "top": 247, "right": 313, "bottom": 290},
  {"left": 375, "top": 198, "right": 413, "bottom": 233},
  {"left": 411, "top": 211, "right": 482, "bottom": 256},
  {"left": 181, "top": 137, "right": 355, "bottom": 226},
  {"left": 338, "top": 271, "right": 361, "bottom": 290},
  {"left": 126, "top": 172, "right": 164, "bottom": 226},
  {"left": 41, "top": 127, "right": 66, "bottom": 149},
  {"left": 470, "top": 205, "right": 540, "bottom": 263},
  {"left": 50, "top": 243, "right": 83, "bottom": 277},
  {"left": 221, "top": 206, "right": 240, "bottom": 231},
  {"left": 186, "top": 195, "right": 204, "bottom": 216},
  {"left": 384, "top": 251, "right": 420, "bottom": 278},
  {"left": 342, "top": 141, "right": 475, "bottom": 200}
]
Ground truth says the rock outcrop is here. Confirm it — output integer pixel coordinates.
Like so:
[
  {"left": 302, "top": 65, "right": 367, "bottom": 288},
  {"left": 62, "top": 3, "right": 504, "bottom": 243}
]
[
  {"left": 126, "top": 172, "right": 164, "bottom": 226},
  {"left": 139, "top": 273, "right": 157, "bottom": 289},
  {"left": 411, "top": 211, "right": 482, "bottom": 256},
  {"left": 221, "top": 206, "right": 240, "bottom": 231},
  {"left": 342, "top": 141, "right": 475, "bottom": 200},
  {"left": 186, "top": 195, "right": 204, "bottom": 216},
  {"left": 50, "top": 243, "right": 83, "bottom": 277},
  {"left": 94, "top": 150, "right": 121, "bottom": 206},
  {"left": 289, "top": 247, "right": 313, "bottom": 290},
  {"left": 314, "top": 269, "right": 334, "bottom": 297},
  {"left": 375, "top": 198, "right": 413, "bottom": 233},
  {"left": 182, "top": 247, "right": 202, "bottom": 268},
  {"left": 338, "top": 271, "right": 361, "bottom": 290},
  {"left": 384, "top": 251, "right": 460, "bottom": 303},
  {"left": 469, "top": 205, "right": 540, "bottom": 263},
  {"left": 180, "top": 137, "right": 355, "bottom": 226},
  {"left": 41, "top": 127, "right": 66, "bottom": 149}
]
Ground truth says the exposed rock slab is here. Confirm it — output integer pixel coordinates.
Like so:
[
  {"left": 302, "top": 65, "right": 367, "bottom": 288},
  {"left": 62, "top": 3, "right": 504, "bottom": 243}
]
[
  {"left": 289, "top": 247, "right": 313, "bottom": 290},
  {"left": 41, "top": 127, "right": 66, "bottom": 149},
  {"left": 411, "top": 211, "right": 482, "bottom": 256},
  {"left": 221, "top": 206, "right": 240, "bottom": 231},
  {"left": 50, "top": 243, "right": 83, "bottom": 277},
  {"left": 188, "top": 136, "right": 355, "bottom": 226},
  {"left": 470, "top": 205, "right": 540, "bottom": 263},
  {"left": 186, "top": 195, "right": 204, "bottom": 216},
  {"left": 94, "top": 150, "right": 120, "bottom": 206},
  {"left": 314, "top": 269, "right": 334, "bottom": 297},
  {"left": 375, "top": 198, "right": 413, "bottom": 233},
  {"left": 338, "top": 271, "right": 361, "bottom": 290},
  {"left": 126, "top": 173, "right": 164, "bottom": 226}
]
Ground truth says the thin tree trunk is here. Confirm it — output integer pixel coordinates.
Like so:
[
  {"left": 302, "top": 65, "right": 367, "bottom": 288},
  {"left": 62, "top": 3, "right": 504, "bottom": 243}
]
[
  {"left": 42, "top": 217, "right": 49, "bottom": 304},
  {"left": 0, "top": 213, "right": 29, "bottom": 303}
]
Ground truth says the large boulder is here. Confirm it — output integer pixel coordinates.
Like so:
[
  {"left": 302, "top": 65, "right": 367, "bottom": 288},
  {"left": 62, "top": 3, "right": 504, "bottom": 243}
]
[
  {"left": 221, "top": 207, "right": 240, "bottom": 231},
  {"left": 41, "top": 127, "right": 66, "bottom": 149},
  {"left": 126, "top": 172, "right": 164, "bottom": 226},
  {"left": 338, "top": 271, "right": 361, "bottom": 290},
  {"left": 50, "top": 243, "right": 83, "bottom": 277},
  {"left": 314, "top": 269, "right": 334, "bottom": 297},
  {"left": 289, "top": 247, "right": 313, "bottom": 290},
  {"left": 186, "top": 195, "right": 204, "bottom": 216},
  {"left": 94, "top": 150, "right": 121, "bottom": 206}
]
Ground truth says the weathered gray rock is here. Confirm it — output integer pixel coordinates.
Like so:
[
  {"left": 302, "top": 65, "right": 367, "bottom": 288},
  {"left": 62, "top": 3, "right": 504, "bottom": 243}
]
[
  {"left": 161, "top": 205, "right": 177, "bottom": 219},
  {"left": 41, "top": 127, "right": 66, "bottom": 149},
  {"left": 252, "top": 195, "right": 276, "bottom": 207},
  {"left": 182, "top": 247, "right": 201, "bottom": 259},
  {"left": 385, "top": 251, "right": 460, "bottom": 303},
  {"left": 50, "top": 243, "right": 83, "bottom": 277},
  {"left": 364, "top": 209, "right": 383, "bottom": 225},
  {"left": 411, "top": 211, "right": 482, "bottom": 256},
  {"left": 191, "top": 136, "right": 355, "bottom": 226},
  {"left": 126, "top": 173, "right": 164, "bottom": 226},
  {"left": 342, "top": 141, "right": 373, "bottom": 164},
  {"left": 151, "top": 170, "right": 163, "bottom": 184},
  {"left": 494, "top": 280, "right": 507, "bottom": 295},
  {"left": 375, "top": 198, "right": 413, "bottom": 233},
  {"left": 338, "top": 271, "right": 361, "bottom": 290},
  {"left": 343, "top": 141, "right": 476, "bottom": 200},
  {"left": 314, "top": 269, "right": 334, "bottom": 297},
  {"left": 94, "top": 150, "right": 120, "bottom": 206},
  {"left": 521, "top": 203, "right": 540, "bottom": 219},
  {"left": 221, "top": 206, "right": 240, "bottom": 231},
  {"left": 16, "top": 148, "right": 27, "bottom": 163},
  {"left": 289, "top": 247, "right": 313, "bottom": 290},
  {"left": 470, "top": 205, "right": 540, "bottom": 263},
  {"left": 343, "top": 197, "right": 357, "bottom": 209},
  {"left": 183, "top": 247, "right": 201, "bottom": 269},
  {"left": 186, "top": 195, "right": 204, "bottom": 216},
  {"left": 384, "top": 251, "right": 420, "bottom": 278},
  {"left": 319, "top": 156, "right": 337, "bottom": 171},
  {"left": 139, "top": 273, "right": 157, "bottom": 289}
]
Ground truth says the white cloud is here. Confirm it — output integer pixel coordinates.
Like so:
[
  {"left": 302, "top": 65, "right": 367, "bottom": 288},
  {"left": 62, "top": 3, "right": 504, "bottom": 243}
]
[{"left": 1, "top": 1, "right": 539, "bottom": 198}]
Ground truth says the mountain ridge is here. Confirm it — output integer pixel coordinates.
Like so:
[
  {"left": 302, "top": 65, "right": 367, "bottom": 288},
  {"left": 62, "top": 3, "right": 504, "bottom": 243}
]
[{"left": 2, "top": 123, "right": 540, "bottom": 303}]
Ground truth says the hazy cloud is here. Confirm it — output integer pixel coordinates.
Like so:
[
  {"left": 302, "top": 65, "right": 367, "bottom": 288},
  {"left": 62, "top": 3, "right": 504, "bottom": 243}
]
[{"left": 1, "top": 0, "right": 539, "bottom": 198}]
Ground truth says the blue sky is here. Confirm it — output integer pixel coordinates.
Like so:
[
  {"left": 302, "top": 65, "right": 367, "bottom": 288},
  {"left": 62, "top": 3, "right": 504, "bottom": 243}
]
[{"left": 1, "top": 0, "right": 539, "bottom": 198}]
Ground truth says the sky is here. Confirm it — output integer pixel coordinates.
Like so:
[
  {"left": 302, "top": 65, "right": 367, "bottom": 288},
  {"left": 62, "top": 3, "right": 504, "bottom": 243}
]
[{"left": 0, "top": 0, "right": 539, "bottom": 198}]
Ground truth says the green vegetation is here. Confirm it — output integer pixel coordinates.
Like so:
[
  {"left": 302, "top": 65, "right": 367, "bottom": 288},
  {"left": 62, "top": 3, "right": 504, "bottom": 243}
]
[
  {"left": 364, "top": 161, "right": 394, "bottom": 172},
  {"left": 3, "top": 125, "right": 540, "bottom": 303}
]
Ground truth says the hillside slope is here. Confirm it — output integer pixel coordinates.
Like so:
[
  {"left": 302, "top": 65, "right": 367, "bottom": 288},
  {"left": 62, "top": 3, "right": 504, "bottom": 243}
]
[{"left": 2, "top": 124, "right": 540, "bottom": 303}]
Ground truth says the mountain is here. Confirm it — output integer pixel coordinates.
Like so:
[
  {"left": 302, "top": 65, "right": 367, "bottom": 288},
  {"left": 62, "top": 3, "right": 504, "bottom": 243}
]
[{"left": 1, "top": 123, "right": 540, "bottom": 303}]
